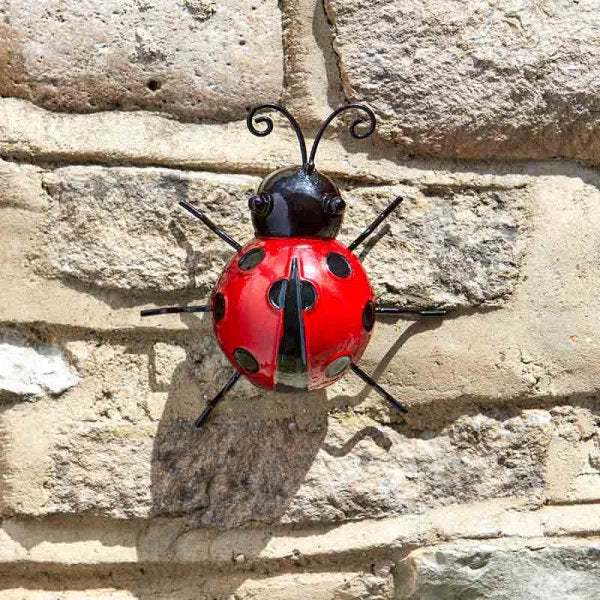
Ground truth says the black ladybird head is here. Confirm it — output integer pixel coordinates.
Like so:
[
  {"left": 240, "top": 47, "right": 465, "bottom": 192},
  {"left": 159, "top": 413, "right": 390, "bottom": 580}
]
[
  {"left": 249, "top": 166, "right": 345, "bottom": 238},
  {"left": 246, "top": 103, "right": 376, "bottom": 240}
]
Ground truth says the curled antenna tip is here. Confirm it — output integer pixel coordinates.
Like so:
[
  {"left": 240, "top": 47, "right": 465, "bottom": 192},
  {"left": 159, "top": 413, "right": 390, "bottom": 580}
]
[
  {"left": 308, "top": 104, "right": 376, "bottom": 168},
  {"left": 246, "top": 103, "right": 308, "bottom": 166}
]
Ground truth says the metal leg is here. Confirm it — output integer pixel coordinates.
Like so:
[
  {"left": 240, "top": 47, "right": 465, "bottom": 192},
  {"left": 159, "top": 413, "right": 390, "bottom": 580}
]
[
  {"left": 375, "top": 305, "right": 447, "bottom": 317},
  {"left": 350, "top": 363, "right": 407, "bottom": 414},
  {"left": 348, "top": 196, "right": 404, "bottom": 252},
  {"left": 179, "top": 199, "right": 242, "bottom": 252},
  {"left": 194, "top": 371, "right": 242, "bottom": 429},
  {"left": 140, "top": 305, "right": 211, "bottom": 317}
]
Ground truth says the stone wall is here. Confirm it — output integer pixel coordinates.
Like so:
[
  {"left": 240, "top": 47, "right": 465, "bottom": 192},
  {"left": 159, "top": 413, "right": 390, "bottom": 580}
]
[{"left": 1, "top": 1, "right": 600, "bottom": 598}]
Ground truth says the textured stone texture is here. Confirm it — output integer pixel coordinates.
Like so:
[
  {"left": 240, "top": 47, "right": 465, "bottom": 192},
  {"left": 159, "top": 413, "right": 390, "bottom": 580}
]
[
  {"left": 1, "top": 1, "right": 600, "bottom": 597},
  {"left": 0, "top": 337, "right": 555, "bottom": 524},
  {"left": 38, "top": 165, "right": 531, "bottom": 305},
  {"left": 42, "top": 166, "right": 257, "bottom": 293},
  {"left": 325, "top": 0, "right": 600, "bottom": 162},
  {"left": 0, "top": 571, "right": 394, "bottom": 600},
  {"left": 342, "top": 183, "right": 532, "bottom": 307},
  {"left": 397, "top": 542, "right": 600, "bottom": 600},
  {"left": 0, "top": 0, "right": 283, "bottom": 121},
  {"left": 0, "top": 329, "right": 78, "bottom": 397},
  {"left": 545, "top": 407, "right": 600, "bottom": 504}
]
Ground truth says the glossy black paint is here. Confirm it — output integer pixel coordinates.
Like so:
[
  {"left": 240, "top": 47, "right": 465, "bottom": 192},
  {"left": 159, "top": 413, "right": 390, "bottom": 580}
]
[
  {"left": 268, "top": 279, "right": 288, "bottom": 309},
  {"left": 326, "top": 252, "right": 352, "bottom": 278},
  {"left": 194, "top": 371, "right": 241, "bottom": 429},
  {"left": 362, "top": 301, "right": 375, "bottom": 331},
  {"left": 234, "top": 348, "right": 260, "bottom": 373},
  {"left": 276, "top": 258, "right": 309, "bottom": 391},
  {"left": 238, "top": 247, "right": 265, "bottom": 271},
  {"left": 140, "top": 305, "right": 211, "bottom": 317},
  {"left": 375, "top": 305, "right": 448, "bottom": 317},
  {"left": 247, "top": 103, "right": 308, "bottom": 166},
  {"left": 350, "top": 363, "right": 407, "bottom": 414},
  {"left": 251, "top": 166, "right": 345, "bottom": 239},
  {"left": 347, "top": 195, "right": 404, "bottom": 251},
  {"left": 246, "top": 103, "right": 378, "bottom": 241},
  {"left": 306, "top": 104, "right": 376, "bottom": 172},
  {"left": 213, "top": 293, "right": 226, "bottom": 322},
  {"left": 179, "top": 199, "right": 241, "bottom": 252},
  {"left": 325, "top": 355, "right": 351, "bottom": 379}
]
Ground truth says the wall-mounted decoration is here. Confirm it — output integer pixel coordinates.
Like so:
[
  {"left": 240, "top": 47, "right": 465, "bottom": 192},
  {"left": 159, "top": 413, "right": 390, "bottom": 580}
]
[{"left": 142, "top": 103, "right": 446, "bottom": 427}]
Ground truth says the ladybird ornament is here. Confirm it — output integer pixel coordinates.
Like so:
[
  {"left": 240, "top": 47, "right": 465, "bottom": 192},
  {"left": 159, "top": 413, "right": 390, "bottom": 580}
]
[{"left": 142, "top": 104, "right": 447, "bottom": 428}]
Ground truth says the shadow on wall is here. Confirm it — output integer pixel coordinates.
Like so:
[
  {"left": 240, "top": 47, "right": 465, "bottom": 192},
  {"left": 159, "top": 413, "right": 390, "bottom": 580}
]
[
  {"left": 148, "top": 346, "right": 330, "bottom": 530},
  {"left": 133, "top": 302, "right": 438, "bottom": 596},
  {"left": 144, "top": 301, "right": 448, "bottom": 529}
]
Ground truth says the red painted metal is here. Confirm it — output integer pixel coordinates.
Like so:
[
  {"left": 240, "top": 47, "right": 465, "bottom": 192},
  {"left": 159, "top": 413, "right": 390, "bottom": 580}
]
[{"left": 213, "top": 238, "right": 374, "bottom": 390}]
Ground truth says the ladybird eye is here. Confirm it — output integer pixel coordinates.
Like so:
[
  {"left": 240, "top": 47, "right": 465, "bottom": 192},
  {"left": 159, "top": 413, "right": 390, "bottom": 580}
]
[
  {"left": 248, "top": 193, "right": 272, "bottom": 216},
  {"left": 322, "top": 196, "right": 346, "bottom": 217}
]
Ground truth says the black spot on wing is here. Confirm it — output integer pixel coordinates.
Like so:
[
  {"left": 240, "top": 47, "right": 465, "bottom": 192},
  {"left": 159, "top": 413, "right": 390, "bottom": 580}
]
[
  {"left": 238, "top": 247, "right": 265, "bottom": 271},
  {"left": 213, "top": 292, "right": 226, "bottom": 322},
  {"left": 300, "top": 281, "right": 317, "bottom": 310},
  {"left": 326, "top": 252, "right": 351, "bottom": 278},
  {"left": 362, "top": 300, "right": 375, "bottom": 332},
  {"left": 325, "top": 355, "right": 351, "bottom": 379},
  {"left": 269, "top": 279, "right": 288, "bottom": 309},
  {"left": 234, "top": 348, "right": 259, "bottom": 373}
]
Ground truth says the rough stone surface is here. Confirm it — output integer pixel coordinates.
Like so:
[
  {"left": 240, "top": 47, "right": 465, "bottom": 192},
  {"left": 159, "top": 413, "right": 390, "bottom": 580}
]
[
  {"left": 545, "top": 407, "right": 600, "bottom": 504},
  {"left": 36, "top": 165, "right": 531, "bottom": 307},
  {"left": 397, "top": 542, "right": 600, "bottom": 599},
  {"left": 1, "top": 3, "right": 600, "bottom": 597},
  {"left": 325, "top": 0, "right": 600, "bottom": 162},
  {"left": 0, "top": 158, "right": 45, "bottom": 211},
  {"left": 0, "top": 329, "right": 78, "bottom": 397},
  {"left": 0, "top": 335, "right": 554, "bottom": 524},
  {"left": 41, "top": 167, "right": 257, "bottom": 293},
  {"left": 0, "top": 0, "right": 283, "bottom": 121},
  {"left": 0, "top": 570, "right": 394, "bottom": 600},
  {"left": 341, "top": 183, "right": 532, "bottom": 307}
]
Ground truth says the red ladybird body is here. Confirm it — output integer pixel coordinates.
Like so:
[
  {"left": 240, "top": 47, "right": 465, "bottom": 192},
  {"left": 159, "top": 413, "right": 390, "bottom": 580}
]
[
  {"left": 140, "top": 103, "right": 434, "bottom": 427},
  {"left": 212, "top": 238, "right": 375, "bottom": 391}
]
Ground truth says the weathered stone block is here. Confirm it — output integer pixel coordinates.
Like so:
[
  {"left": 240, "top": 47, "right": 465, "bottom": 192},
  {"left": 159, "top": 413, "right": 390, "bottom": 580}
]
[
  {"left": 397, "top": 542, "right": 600, "bottom": 599},
  {"left": 40, "top": 165, "right": 532, "bottom": 306},
  {"left": 325, "top": 0, "right": 600, "bottom": 162},
  {"left": 0, "top": 570, "right": 394, "bottom": 600},
  {"left": 0, "top": 158, "right": 45, "bottom": 211},
  {"left": 0, "top": 0, "right": 282, "bottom": 121},
  {"left": 0, "top": 329, "right": 554, "bottom": 526},
  {"left": 545, "top": 407, "right": 600, "bottom": 504},
  {"left": 42, "top": 167, "right": 258, "bottom": 293},
  {"left": 341, "top": 183, "right": 532, "bottom": 307}
]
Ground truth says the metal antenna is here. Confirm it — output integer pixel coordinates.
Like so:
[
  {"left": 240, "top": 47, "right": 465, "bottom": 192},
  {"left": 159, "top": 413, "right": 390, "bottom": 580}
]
[
  {"left": 307, "top": 104, "right": 376, "bottom": 172},
  {"left": 247, "top": 103, "right": 308, "bottom": 166}
]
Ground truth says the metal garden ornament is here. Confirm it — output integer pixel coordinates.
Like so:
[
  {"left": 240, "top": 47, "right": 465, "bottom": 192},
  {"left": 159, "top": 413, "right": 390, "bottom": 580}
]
[{"left": 142, "top": 103, "right": 447, "bottom": 428}]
